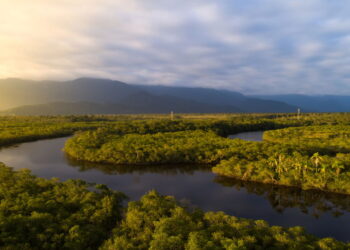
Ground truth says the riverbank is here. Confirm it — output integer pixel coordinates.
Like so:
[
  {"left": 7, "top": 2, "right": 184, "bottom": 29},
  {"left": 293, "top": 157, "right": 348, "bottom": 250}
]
[{"left": 0, "top": 163, "right": 348, "bottom": 249}]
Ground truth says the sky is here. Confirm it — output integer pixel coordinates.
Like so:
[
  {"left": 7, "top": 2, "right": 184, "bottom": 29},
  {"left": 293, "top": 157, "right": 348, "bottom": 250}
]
[{"left": 1, "top": 0, "right": 350, "bottom": 95}]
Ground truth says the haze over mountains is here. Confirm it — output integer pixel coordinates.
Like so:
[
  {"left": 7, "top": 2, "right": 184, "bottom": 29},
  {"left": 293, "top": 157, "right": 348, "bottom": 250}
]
[
  {"left": 253, "top": 95, "right": 350, "bottom": 113},
  {"left": 0, "top": 78, "right": 349, "bottom": 115}
]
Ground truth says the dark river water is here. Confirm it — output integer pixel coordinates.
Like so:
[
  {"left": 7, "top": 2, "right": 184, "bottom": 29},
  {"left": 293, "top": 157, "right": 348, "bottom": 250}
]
[{"left": 0, "top": 131, "right": 349, "bottom": 242}]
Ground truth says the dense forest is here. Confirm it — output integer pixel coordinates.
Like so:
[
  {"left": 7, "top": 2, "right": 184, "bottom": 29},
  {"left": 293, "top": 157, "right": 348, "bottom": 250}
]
[
  {"left": 0, "top": 164, "right": 348, "bottom": 249},
  {"left": 3, "top": 113, "right": 350, "bottom": 195},
  {"left": 213, "top": 125, "right": 350, "bottom": 194},
  {"left": 1, "top": 113, "right": 350, "bottom": 148},
  {"left": 263, "top": 125, "right": 350, "bottom": 153},
  {"left": 0, "top": 163, "right": 125, "bottom": 249},
  {"left": 60, "top": 114, "right": 350, "bottom": 195},
  {"left": 2, "top": 113, "right": 350, "bottom": 248},
  {"left": 64, "top": 130, "right": 242, "bottom": 165}
]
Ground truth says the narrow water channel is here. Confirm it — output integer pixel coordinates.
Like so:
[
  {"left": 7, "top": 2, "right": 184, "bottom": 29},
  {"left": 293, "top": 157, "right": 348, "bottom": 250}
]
[{"left": 0, "top": 132, "right": 349, "bottom": 241}]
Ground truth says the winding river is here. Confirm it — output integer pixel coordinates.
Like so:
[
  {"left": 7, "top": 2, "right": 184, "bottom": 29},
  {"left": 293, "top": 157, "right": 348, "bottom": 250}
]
[{"left": 0, "top": 131, "right": 349, "bottom": 241}]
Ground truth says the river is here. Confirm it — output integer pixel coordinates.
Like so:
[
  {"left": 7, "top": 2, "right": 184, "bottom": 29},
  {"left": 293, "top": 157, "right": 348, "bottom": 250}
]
[{"left": 0, "top": 131, "right": 349, "bottom": 241}]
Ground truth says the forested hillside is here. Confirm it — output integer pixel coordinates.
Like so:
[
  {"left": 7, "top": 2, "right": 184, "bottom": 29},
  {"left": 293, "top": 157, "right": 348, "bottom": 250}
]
[
  {"left": 0, "top": 78, "right": 297, "bottom": 114},
  {"left": 254, "top": 94, "right": 350, "bottom": 112}
]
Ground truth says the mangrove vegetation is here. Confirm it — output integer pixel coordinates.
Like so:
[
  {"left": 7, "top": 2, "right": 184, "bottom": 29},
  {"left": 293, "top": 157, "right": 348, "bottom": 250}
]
[
  {"left": 2, "top": 114, "right": 350, "bottom": 247},
  {"left": 61, "top": 114, "right": 350, "bottom": 195},
  {"left": 0, "top": 164, "right": 348, "bottom": 249}
]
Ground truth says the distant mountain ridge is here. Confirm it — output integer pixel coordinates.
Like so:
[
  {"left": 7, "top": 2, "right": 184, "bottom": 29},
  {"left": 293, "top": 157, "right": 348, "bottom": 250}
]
[
  {"left": 138, "top": 85, "right": 298, "bottom": 113},
  {"left": 253, "top": 94, "right": 350, "bottom": 112},
  {"left": 0, "top": 100, "right": 242, "bottom": 115},
  {"left": 0, "top": 78, "right": 139, "bottom": 109},
  {"left": 0, "top": 78, "right": 299, "bottom": 115}
]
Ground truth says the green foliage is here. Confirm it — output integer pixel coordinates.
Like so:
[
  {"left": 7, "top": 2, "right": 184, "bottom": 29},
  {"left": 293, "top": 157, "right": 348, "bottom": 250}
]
[
  {"left": 0, "top": 164, "right": 348, "bottom": 249},
  {"left": 263, "top": 125, "right": 350, "bottom": 153},
  {"left": 0, "top": 163, "right": 125, "bottom": 250},
  {"left": 0, "top": 114, "right": 287, "bottom": 149},
  {"left": 0, "top": 116, "right": 106, "bottom": 147},
  {"left": 2, "top": 114, "right": 350, "bottom": 248},
  {"left": 213, "top": 151, "right": 350, "bottom": 194},
  {"left": 64, "top": 130, "right": 239, "bottom": 165},
  {"left": 64, "top": 119, "right": 350, "bottom": 194},
  {"left": 213, "top": 126, "right": 350, "bottom": 194},
  {"left": 2, "top": 112, "right": 350, "bottom": 149},
  {"left": 100, "top": 191, "right": 349, "bottom": 250}
]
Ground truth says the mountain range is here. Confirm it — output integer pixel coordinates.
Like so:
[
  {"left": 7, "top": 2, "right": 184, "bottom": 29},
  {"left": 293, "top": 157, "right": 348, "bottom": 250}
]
[
  {"left": 0, "top": 77, "right": 348, "bottom": 115},
  {"left": 252, "top": 94, "right": 350, "bottom": 113}
]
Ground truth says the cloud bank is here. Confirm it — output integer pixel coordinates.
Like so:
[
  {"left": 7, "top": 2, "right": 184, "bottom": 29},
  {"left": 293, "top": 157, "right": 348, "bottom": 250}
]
[{"left": 1, "top": 0, "right": 350, "bottom": 94}]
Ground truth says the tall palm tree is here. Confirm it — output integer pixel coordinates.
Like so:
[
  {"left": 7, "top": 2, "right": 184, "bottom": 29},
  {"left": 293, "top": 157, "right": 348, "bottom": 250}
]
[{"left": 311, "top": 153, "right": 323, "bottom": 173}]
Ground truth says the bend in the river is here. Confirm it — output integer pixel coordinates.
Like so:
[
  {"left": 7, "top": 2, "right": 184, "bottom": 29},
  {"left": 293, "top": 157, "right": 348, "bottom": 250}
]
[{"left": 0, "top": 131, "right": 349, "bottom": 241}]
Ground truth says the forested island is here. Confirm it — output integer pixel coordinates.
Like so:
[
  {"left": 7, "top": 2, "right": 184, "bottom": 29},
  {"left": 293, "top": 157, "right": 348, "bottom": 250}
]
[
  {"left": 62, "top": 114, "right": 350, "bottom": 195},
  {"left": 1, "top": 113, "right": 350, "bottom": 248}
]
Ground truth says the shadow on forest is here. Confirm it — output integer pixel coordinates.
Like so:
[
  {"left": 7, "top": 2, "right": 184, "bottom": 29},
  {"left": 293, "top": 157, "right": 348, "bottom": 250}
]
[
  {"left": 215, "top": 176, "right": 350, "bottom": 218},
  {"left": 65, "top": 154, "right": 212, "bottom": 175},
  {"left": 65, "top": 154, "right": 350, "bottom": 219}
]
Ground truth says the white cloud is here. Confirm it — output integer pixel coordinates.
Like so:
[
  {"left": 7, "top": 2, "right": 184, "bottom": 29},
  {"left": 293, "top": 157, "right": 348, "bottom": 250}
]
[{"left": 0, "top": 0, "right": 350, "bottom": 94}]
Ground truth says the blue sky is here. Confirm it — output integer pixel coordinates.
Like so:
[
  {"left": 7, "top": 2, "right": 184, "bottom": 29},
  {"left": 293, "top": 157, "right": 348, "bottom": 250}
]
[{"left": 1, "top": 0, "right": 350, "bottom": 94}]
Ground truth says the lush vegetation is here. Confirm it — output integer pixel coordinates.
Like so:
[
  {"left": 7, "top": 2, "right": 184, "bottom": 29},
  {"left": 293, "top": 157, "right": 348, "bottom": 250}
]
[
  {"left": 70, "top": 157, "right": 350, "bottom": 218},
  {"left": 0, "top": 163, "right": 125, "bottom": 249},
  {"left": 213, "top": 125, "right": 350, "bottom": 194},
  {"left": 0, "top": 116, "right": 105, "bottom": 147},
  {"left": 102, "top": 190, "right": 349, "bottom": 249},
  {"left": 212, "top": 151, "right": 350, "bottom": 194},
  {"left": 3, "top": 114, "right": 350, "bottom": 247},
  {"left": 64, "top": 130, "right": 239, "bottom": 165},
  {"left": 0, "top": 164, "right": 347, "bottom": 249},
  {"left": 62, "top": 115, "right": 350, "bottom": 195},
  {"left": 263, "top": 125, "right": 350, "bottom": 153},
  {"left": 2, "top": 112, "right": 350, "bottom": 148}
]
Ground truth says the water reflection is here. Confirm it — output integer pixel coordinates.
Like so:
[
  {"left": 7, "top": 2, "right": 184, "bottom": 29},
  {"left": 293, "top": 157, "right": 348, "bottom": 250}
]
[
  {"left": 0, "top": 136, "right": 350, "bottom": 241},
  {"left": 68, "top": 152, "right": 350, "bottom": 219},
  {"left": 228, "top": 131, "right": 264, "bottom": 141},
  {"left": 66, "top": 155, "right": 212, "bottom": 175},
  {"left": 215, "top": 176, "right": 350, "bottom": 218}
]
